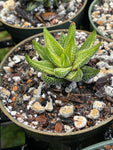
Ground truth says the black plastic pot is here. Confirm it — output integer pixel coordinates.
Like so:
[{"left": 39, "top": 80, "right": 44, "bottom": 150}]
[
  {"left": 88, "top": 0, "right": 103, "bottom": 36},
  {"left": 0, "top": 0, "right": 88, "bottom": 43},
  {"left": 0, "top": 29, "right": 113, "bottom": 149},
  {"left": 82, "top": 139, "right": 113, "bottom": 150},
  {"left": 88, "top": 0, "right": 112, "bottom": 40}
]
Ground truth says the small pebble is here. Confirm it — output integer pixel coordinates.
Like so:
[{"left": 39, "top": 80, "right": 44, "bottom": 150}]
[
  {"left": 32, "top": 102, "right": 45, "bottom": 113},
  {"left": 93, "top": 101, "right": 106, "bottom": 111},
  {"left": 87, "top": 109, "right": 100, "bottom": 120},
  {"left": 74, "top": 116, "right": 87, "bottom": 129},
  {"left": 59, "top": 105, "right": 74, "bottom": 118}
]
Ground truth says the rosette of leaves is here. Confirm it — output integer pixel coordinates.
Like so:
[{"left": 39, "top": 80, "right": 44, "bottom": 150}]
[{"left": 26, "top": 22, "right": 101, "bottom": 85}]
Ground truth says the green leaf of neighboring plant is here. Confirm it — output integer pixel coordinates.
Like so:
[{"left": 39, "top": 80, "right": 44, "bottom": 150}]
[
  {"left": 63, "top": 22, "right": 76, "bottom": 48},
  {"left": 32, "top": 40, "right": 48, "bottom": 60},
  {"left": 81, "top": 66, "right": 99, "bottom": 81},
  {"left": 26, "top": 2, "right": 38, "bottom": 11},
  {"left": 72, "top": 42, "right": 101, "bottom": 70},
  {"left": 54, "top": 67, "right": 72, "bottom": 78},
  {"left": 61, "top": 53, "right": 71, "bottom": 67},
  {"left": 46, "top": 48, "right": 62, "bottom": 67},
  {"left": 25, "top": 54, "right": 54, "bottom": 75},
  {"left": 58, "top": 32, "right": 66, "bottom": 48},
  {"left": 44, "top": 28, "right": 64, "bottom": 56},
  {"left": 65, "top": 68, "right": 83, "bottom": 82},
  {"left": 42, "top": 73, "right": 65, "bottom": 85},
  {"left": 79, "top": 30, "right": 96, "bottom": 51},
  {"left": 64, "top": 35, "right": 77, "bottom": 64}
]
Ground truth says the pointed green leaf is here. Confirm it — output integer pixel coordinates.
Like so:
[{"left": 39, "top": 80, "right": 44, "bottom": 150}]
[
  {"left": 81, "top": 65, "right": 99, "bottom": 81},
  {"left": 61, "top": 53, "right": 71, "bottom": 67},
  {"left": 65, "top": 68, "right": 83, "bottom": 82},
  {"left": 58, "top": 32, "right": 66, "bottom": 48},
  {"left": 64, "top": 35, "right": 77, "bottom": 64},
  {"left": 44, "top": 28, "right": 64, "bottom": 56},
  {"left": 42, "top": 73, "right": 65, "bottom": 85},
  {"left": 54, "top": 67, "right": 72, "bottom": 78},
  {"left": 32, "top": 40, "right": 48, "bottom": 60},
  {"left": 64, "top": 22, "right": 76, "bottom": 48},
  {"left": 25, "top": 54, "right": 54, "bottom": 75},
  {"left": 72, "top": 42, "right": 101, "bottom": 70},
  {"left": 46, "top": 48, "right": 62, "bottom": 67},
  {"left": 79, "top": 30, "right": 96, "bottom": 51}
]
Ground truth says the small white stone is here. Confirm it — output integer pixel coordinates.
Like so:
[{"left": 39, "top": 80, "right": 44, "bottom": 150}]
[
  {"left": 11, "top": 111, "right": 16, "bottom": 116},
  {"left": 8, "top": 61, "right": 15, "bottom": 67},
  {"left": 32, "top": 121, "right": 38, "bottom": 125},
  {"left": 110, "top": 2, "right": 113, "bottom": 9},
  {"left": 12, "top": 76, "right": 21, "bottom": 82},
  {"left": 0, "top": 1, "right": 4, "bottom": 6},
  {"left": 74, "top": 116, "right": 87, "bottom": 129},
  {"left": 67, "top": 0, "right": 75, "bottom": 11},
  {"left": 23, "top": 94, "right": 30, "bottom": 101},
  {"left": 3, "top": 0, "right": 15, "bottom": 11},
  {"left": 87, "top": 109, "right": 100, "bottom": 119},
  {"left": 42, "top": 93, "right": 46, "bottom": 99},
  {"left": 69, "top": 81, "right": 77, "bottom": 89},
  {"left": 64, "top": 125, "right": 74, "bottom": 133},
  {"left": 93, "top": 101, "right": 106, "bottom": 111},
  {"left": 67, "top": 12, "right": 76, "bottom": 19},
  {"left": 13, "top": 55, "right": 21, "bottom": 63},
  {"left": 55, "top": 100, "right": 63, "bottom": 106},
  {"left": 45, "top": 98, "right": 53, "bottom": 112},
  {"left": 57, "top": 4, "right": 66, "bottom": 17},
  {"left": 59, "top": 105, "right": 74, "bottom": 118},
  {"left": 76, "top": 0, "right": 82, "bottom": 3},
  {"left": 3, "top": 66, "right": 12, "bottom": 73},
  {"left": 33, "top": 82, "right": 44, "bottom": 100},
  {"left": 17, "top": 117, "right": 23, "bottom": 123},
  {"left": 104, "top": 85, "right": 113, "bottom": 97},
  {"left": 0, "top": 88, "right": 10, "bottom": 98},
  {"left": 32, "top": 102, "right": 45, "bottom": 113},
  {"left": 56, "top": 84, "right": 61, "bottom": 89},
  {"left": 38, "top": 72, "right": 42, "bottom": 78},
  {"left": 12, "top": 55, "right": 24, "bottom": 63},
  {"left": 35, "top": 38, "right": 39, "bottom": 42},
  {"left": 8, "top": 106, "right": 12, "bottom": 110},
  {"left": 65, "top": 87, "right": 72, "bottom": 93},
  {"left": 8, "top": 78, "right": 11, "bottom": 82},
  {"left": 23, "top": 121, "right": 29, "bottom": 126},
  {"left": 111, "top": 77, "right": 113, "bottom": 87}
]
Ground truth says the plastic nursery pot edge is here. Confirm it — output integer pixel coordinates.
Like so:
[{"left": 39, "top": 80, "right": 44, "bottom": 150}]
[
  {"left": 82, "top": 139, "right": 113, "bottom": 150},
  {"left": 0, "top": 0, "right": 88, "bottom": 43},
  {"left": 0, "top": 29, "right": 113, "bottom": 144}
]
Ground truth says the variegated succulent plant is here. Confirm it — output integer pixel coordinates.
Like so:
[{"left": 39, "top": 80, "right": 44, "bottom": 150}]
[{"left": 26, "top": 22, "right": 101, "bottom": 85}]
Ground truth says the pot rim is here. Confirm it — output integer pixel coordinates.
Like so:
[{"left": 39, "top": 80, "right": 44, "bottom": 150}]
[
  {"left": 82, "top": 139, "right": 113, "bottom": 150},
  {"left": 88, "top": 0, "right": 110, "bottom": 39},
  {"left": 0, "top": 0, "right": 88, "bottom": 30},
  {"left": 0, "top": 29, "right": 113, "bottom": 137}
]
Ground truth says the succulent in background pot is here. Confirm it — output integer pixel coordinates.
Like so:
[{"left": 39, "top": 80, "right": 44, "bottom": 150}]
[
  {"left": 89, "top": 0, "right": 113, "bottom": 40},
  {"left": 0, "top": 0, "right": 87, "bottom": 43},
  {"left": 0, "top": 22, "right": 113, "bottom": 148}
]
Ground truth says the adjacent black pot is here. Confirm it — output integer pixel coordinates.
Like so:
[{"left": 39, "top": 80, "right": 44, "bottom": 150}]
[
  {"left": 88, "top": 0, "right": 103, "bottom": 36},
  {"left": 88, "top": 0, "right": 112, "bottom": 40},
  {"left": 0, "top": 29, "right": 113, "bottom": 149},
  {"left": 82, "top": 139, "right": 113, "bottom": 150},
  {"left": 0, "top": 0, "right": 88, "bottom": 43}
]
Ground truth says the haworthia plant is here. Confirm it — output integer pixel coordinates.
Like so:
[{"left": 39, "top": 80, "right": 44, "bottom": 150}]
[{"left": 26, "top": 22, "right": 100, "bottom": 84}]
